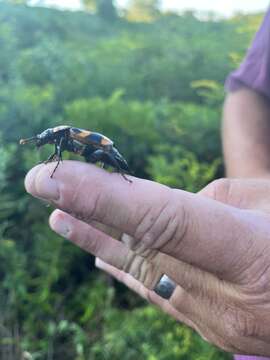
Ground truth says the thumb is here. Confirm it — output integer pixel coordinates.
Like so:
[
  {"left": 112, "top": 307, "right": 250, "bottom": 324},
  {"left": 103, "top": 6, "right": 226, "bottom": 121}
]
[{"left": 199, "top": 178, "right": 270, "bottom": 213}]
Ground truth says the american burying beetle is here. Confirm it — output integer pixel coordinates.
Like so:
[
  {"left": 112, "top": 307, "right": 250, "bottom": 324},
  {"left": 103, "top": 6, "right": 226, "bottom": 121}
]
[{"left": 20, "top": 125, "right": 132, "bottom": 182}]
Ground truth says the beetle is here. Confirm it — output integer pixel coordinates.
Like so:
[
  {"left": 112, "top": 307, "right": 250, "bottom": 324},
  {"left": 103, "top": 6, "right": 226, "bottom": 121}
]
[{"left": 20, "top": 125, "right": 132, "bottom": 182}]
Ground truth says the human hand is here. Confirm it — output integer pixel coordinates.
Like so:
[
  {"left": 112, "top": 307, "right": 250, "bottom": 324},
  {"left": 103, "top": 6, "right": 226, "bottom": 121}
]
[{"left": 25, "top": 161, "right": 270, "bottom": 356}]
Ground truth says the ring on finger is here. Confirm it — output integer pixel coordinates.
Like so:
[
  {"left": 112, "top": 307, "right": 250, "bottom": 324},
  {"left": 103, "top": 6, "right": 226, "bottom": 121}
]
[{"left": 154, "top": 274, "right": 176, "bottom": 300}]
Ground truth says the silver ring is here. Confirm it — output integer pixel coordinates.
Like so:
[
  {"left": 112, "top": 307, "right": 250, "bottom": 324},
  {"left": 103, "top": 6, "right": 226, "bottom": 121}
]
[{"left": 154, "top": 274, "right": 176, "bottom": 299}]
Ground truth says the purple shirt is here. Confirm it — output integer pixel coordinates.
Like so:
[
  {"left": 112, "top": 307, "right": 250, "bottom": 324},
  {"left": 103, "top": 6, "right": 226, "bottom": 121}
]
[
  {"left": 235, "top": 357, "right": 270, "bottom": 360},
  {"left": 226, "top": 9, "right": 270, "bottom": 100},
  {"left": 226, "top": 8, "right": 270, "bottom": 360}
]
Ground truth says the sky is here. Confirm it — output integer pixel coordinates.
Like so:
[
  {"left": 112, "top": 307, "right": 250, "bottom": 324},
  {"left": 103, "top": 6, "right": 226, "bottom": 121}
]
[
  {"left": 30, "top": 0, "right": 269, "bottom": 17},
  {"left": 159, "top": 0, "right": 269, "bottom": 16}
]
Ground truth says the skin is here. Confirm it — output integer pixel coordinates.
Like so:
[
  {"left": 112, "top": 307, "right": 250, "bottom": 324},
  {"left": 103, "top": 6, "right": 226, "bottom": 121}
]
[
  {"left": 25, "top": 155, "right": 270, "bottom": 356},
  {"left": 223, "top": 88, "right": 270, "bottom": 178}
]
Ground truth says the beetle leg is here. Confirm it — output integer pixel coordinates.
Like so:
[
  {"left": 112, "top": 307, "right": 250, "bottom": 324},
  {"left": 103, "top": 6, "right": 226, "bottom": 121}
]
[
  {"left": 85, "top": 149, "right": 105, "bottom": 164},
  {"left": 50, "top": 137, "right": 64, "bottom": 178},
  {"left": 101, "top": 162, "right": 110, "bottom": 170},
  {"left": 85, "top": 150, "right": 110, "bottom": 170},
  {"left": 44, "top": 145, "right": 58, "bottom": 164},
  {"left": 121, "top": 173, "right": 132, "bottom": 183},
  {"left": 42, "top": 144, "right": 57, "bottom": 164},
  {"left": 86, "top": 149, "right": 132, "bottom": 183},
  {"left": 44, "top": 153, "right": 56, "bottom": 164}
]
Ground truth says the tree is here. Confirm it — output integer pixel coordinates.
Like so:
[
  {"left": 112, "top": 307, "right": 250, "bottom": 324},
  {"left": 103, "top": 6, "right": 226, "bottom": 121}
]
[
  {"left": 97, "top": 0, "right": 117, "bottom": 21},
  {"left": 82, "top": 0, "right": 117, "bottom": 21},
  {"left": 126, "top": 0, "right": 161, "bottom": 22}
]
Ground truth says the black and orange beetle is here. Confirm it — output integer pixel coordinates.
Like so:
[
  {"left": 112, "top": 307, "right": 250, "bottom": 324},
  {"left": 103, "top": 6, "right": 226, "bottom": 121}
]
[{"left": 20, "top": 125, "right": 132, "bottom": 182}]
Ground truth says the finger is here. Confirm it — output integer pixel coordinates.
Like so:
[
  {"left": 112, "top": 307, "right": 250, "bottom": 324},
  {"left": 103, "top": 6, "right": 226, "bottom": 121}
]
[
  {"left": 25, "top": 161, "right": 267, "bottom": 280},
  {"left": 90, "top": 220, "right": 122, "bottom": 241},
  {"left": 95, "top": 258, "right": 198, "bottom": 331},
  {"left": 51, "top": 207, "right": 220, "bottom": 349},
  {"left": 50, "top": 209, "right": 165, "bottom": 290},
  {"left": 95, "top": 258, "right": 233, "bottom": 351},
  {"left": 199, "top": 178, "right": 270, "bottom": 212},
  {"left": 51, "top": 208, "right": 232, "bottom": 318},
  {"left": 50, "top": 209, "right": 128, "bottom": 267},
  {"left": 51, "top": 207, "right": 204, "bottom": 320},
  {"left": 85, "top": 222, "right": 234, "bottom": 319}
]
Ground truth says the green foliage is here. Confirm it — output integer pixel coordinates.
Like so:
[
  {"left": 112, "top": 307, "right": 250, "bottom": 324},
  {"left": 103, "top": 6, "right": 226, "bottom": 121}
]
[
  {"left": 89, "top": 305, "right": 229, "bottom": 360},
  {"left": 148, "top": 146, "right": 220, "bottom": 191},
  {"left": 0, "top": 2, "right": 260, "bottom": 359}
]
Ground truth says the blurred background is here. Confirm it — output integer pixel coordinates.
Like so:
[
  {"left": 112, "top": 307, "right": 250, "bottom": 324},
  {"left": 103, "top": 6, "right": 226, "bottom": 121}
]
[{"left": 0, "top": 0, "right": 268, "bottom": 359}]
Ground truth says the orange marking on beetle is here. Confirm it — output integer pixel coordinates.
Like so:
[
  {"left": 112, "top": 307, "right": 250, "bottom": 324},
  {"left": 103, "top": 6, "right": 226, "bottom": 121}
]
[
  {"left": 70, "top": 131, "right": 91, "bottom": 143},
  {"left": 80, "top": 131, "right": 92, "bottom": 138},
  {"left": 70, "top": 128, "right": 113, "bottom": 146},
  {"left": 101, "top": 137, "right": 112, "bottom": 146}
]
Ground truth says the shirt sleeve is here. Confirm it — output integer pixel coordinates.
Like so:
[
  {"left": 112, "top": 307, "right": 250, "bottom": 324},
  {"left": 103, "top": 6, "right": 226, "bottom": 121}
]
[
  {"left": 226, "top": 9, "right": 270, "bottom": 99},
  {"left": 234, "top": 355, "right": 270, "bottom": 360}
]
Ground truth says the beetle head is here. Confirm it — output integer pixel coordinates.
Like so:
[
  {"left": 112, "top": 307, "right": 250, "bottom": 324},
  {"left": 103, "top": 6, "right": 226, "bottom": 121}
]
[
  {"left": 20, "top": 128, "right": 55, "bottom": 147},
  {"left": 35, "top": 128, "right": 55, "bottom": 147}
]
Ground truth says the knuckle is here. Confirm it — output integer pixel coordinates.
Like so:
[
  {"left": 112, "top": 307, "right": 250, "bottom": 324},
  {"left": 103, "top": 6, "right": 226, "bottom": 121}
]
[
  {"left": 121, "top": 250, "right": 161, "bottom": 289},
  {"left": 133, "top": 206, "right": 155, "bottom": 246},
  {"left": 223, "top": 308, "right": 258, "bottom": 340},
  {"left": 141, "top": 230, "right": 156, "bottom": 248},
  {"left": 177, "top": 206, "right": 188, "bottom": 246},
  {"left": 122, "top": 249, "right": 142, "bottom": 277},
  {"left": 170, "top": 192, "right": 190, "bottom": 252},
  {"left": 203, "top": 178, "right": 232, "bottom": 202},
  {"left": 136, "top": 247, "right": 159, "bottom": 261},
  {"left": 86, "top": 190, "right": 103, "bottom": 221},
  {"left": 234, "top": 314, "right": 258, "bottom": 339},
  {"left": 135, "top": 195, "right": 182, "bottom": 252},
  {"left": 139, "top": 260, "right": 163, "bottom": 289}
]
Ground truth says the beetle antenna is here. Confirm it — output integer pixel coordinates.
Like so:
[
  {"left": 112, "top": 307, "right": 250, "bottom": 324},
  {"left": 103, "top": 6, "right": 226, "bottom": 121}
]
[{"left": 19, "top": 136, "right": 37, "bottom": 145}]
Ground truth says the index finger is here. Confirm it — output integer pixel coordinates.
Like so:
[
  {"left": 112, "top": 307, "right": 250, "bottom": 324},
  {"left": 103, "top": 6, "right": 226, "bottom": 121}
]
[{"left": 25, "top": 161, "right": 266, "bottom": 281}]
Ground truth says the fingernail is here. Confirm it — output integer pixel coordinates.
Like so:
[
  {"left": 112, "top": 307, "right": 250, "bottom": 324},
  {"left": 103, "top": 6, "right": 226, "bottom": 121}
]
[
  {"left": 50, "top": 217, "right": 71, "bottom": 238},
  {"left": 95, "top": 258, "right": 104, "bottom": 269},
  {"left": 25, "top": 166, "right": 59, "bottom": 201}
]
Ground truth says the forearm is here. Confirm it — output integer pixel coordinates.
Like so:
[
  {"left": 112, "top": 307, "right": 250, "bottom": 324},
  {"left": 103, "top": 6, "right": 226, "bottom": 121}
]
[{"left": 222, "top": 88, "right": 270, "bottom": 178}]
